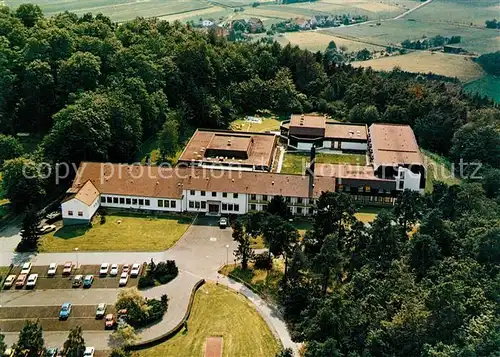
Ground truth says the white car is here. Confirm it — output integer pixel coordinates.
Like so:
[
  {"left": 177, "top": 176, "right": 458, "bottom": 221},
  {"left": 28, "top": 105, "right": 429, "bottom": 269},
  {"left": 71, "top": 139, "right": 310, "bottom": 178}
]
[
  {"left": 26, "top": 274, "right": 38, "bottom": 288},
  {"left": 99, "top": 263, "right": 109, "bottom": 276},
  {"left": 3, "top": 275, "right": 16, "bottom": 288},
  {"left": 47, "top": 263, "right": 57, "bottom": 276},
  {"left": 83, "top": 347, "right": 95, "bottom": 357},
  {"left": 109, "top": 264, "right": 119, "bottom": 276},
  {"left": 130, "top": 263, "right": 141, "bottom": 277},
  {"left": 20, "top": 262, "right": 32, "bottom": 275},
  {"left": 39, "top": 225, "right": 56, "bottom": 234},
  {"left": 119, "top": 272, "right": 129, "bottom": 286}
]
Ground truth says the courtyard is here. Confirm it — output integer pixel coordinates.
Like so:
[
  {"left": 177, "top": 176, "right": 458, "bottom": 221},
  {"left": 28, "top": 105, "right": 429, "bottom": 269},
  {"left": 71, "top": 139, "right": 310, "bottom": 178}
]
[
  {"left": 280, "top": 152, "right": 367, "bottom": 174},
  {"left": 39, "top": 212, "right": 193, "bottom": 252}
]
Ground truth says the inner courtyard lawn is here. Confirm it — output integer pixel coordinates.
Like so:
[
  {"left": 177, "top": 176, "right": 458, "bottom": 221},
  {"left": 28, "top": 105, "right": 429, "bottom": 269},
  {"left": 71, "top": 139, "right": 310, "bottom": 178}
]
[
  {"left": 281, "top": 152, "right": 367, "bottom": 174},
  {"left": 133, "top": 283, "right": 281, "bottom": 357},
  {"left": 39, "top": 213, "right": 193, "bottom": 252}
]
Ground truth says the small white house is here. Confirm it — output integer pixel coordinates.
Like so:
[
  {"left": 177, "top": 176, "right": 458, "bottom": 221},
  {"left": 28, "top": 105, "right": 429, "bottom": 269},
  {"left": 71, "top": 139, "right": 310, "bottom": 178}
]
[
  {"left": 61, "top": 180, "right": 100, "bottom": 225},
  {"left": 202, "top": 19, "right": 214, "bottom": 27}
]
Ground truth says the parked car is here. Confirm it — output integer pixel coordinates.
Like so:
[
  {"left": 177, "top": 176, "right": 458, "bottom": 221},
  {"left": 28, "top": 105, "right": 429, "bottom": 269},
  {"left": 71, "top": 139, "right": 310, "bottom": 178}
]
[
  {"left": 3, "top": 275, "right": 16, "bottom": 288},
  {"left": 99, "top": 263, "right": 109, "bottom": 276},
  {"left": 63, "top": 262, "right": 72, "bottom": 275},
  {"left": 83, "top": 347, "right": 94, "bottom": 357},
  {"left": 119, "top": 272, "right": 129, "bottom": 286},
  {"left": 104, "top": 314, "right": 115, "bottom": 329},
  {"left": 59, "top": 302, "right": 72, "bottom": 319},
  {"left": 219, "top": 217, "right": 228, "bottom": 228},
  {"left": 47, "top": 263, "right": 57, "bottom": 276},
  {"left": 15, "top": 274, "right": 27, "bottom": 288},
  {"left": 26, "top": 274, "right": 38, "bottom": 288},
  {"left": 117, "top": 309, "right": 128, "bottom": 325},
  {"left": 45, "top": 347, "right": 58, "bottom": 357},
  {"left": 72, "top": 275, "right": 83, "bottom": 287},
  {"left": 109, "top": 264, "right": 119, "bottom": 276},
  {"left": 95, "top": 303, "right": 107, "bottom": 319},
  {"left": 122, "top": 264, "right": 130, "bottom": 274},
  {"left": 45, "top": 211, "right": 61, "bottom": 221},
  {"left": 83, "top": 275, "right": 94, "bottom": 288},
  {"left": 130, "top": 263, "right": 141, "bottom": 277},
  {"left": 20, "top": 262, "right": 32, "bottom": 275},
  {"left": 38, "top": 225, "right": 56, "bottom": 234}
]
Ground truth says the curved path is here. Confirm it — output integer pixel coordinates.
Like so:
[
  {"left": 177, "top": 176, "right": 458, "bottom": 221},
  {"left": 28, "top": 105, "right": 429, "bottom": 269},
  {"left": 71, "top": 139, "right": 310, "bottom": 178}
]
[{"left": 0, "top": 216, "right": 299, "bottom": 355}]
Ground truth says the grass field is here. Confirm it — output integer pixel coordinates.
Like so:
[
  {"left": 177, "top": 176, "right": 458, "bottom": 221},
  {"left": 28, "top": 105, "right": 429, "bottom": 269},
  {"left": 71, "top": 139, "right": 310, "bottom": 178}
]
[
  {"left": 276, "top": 31, "right": 384, "bottom": 52},
  {"left": 352, "top": 51, "right": 484, "bottom": 82},
  {"left": 39, "top": 212, "right": 192, "bottom": 252},
  {"left": 133, "top": 283, "right": 280, "bottom": 357},
  {"left": 355, "top": 206, "right": 380, "bottom": 223},
  {"left": 281, "top": 152, "right": 366, "bottom": 174},
  {"left": 422, "top": 150, "right": 461, "bottom": 192},
  {"left": 465, "top": 74, "right": 500, "bottom": 103},
  {"left": 230, "top": 116, "right": 283, "bottom": 132},
  {"left": 324, "top": 18, "right": 499, "bottom": 55}
]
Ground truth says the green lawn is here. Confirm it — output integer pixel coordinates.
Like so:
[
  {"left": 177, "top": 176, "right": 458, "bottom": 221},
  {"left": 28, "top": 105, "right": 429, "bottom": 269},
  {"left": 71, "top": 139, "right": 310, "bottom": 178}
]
[
  {"left": 281, "top": 152, "right": 366, "bottom": 174},
  {"left": 422, "top": 150, "right": 461, "bottom": 192},
  {"left": 39, "top": 213, "right": 193, "bottom": 252},
  {"left": 230, "top": 114, "right": 285, "bottom": 133},
  {"left": 465, "top": 75, "right": 500, "bottom": 103},
  {"left": 134, "top": 283, "right": 281, "bottom": 357},
  {"left": 220, "top": 262, "right": 284, "bottom": 303}
]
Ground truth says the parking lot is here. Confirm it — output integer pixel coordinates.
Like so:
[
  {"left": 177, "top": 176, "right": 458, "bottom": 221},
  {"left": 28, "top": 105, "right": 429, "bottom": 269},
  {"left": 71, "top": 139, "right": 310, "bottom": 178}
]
[
  {"left": 3, "top": 263, "right": 145, "bottom": 291},
  {"left": 0, "top": 304, "right": 117, "bottom": 332}
]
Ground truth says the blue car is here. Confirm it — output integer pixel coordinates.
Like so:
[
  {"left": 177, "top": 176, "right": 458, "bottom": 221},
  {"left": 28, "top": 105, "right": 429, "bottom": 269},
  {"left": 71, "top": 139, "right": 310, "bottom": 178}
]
[
  {"left": 83, "top": 275, "right": 94, "bottom": 288},
  {"left": 59, "top": 302, "right": 72, "bottom": 319}
]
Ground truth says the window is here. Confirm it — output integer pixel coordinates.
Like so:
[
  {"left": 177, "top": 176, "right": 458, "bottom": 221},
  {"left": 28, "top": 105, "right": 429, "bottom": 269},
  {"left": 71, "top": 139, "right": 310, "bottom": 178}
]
[
  {"left": 234, "top": 204, "right": 239, "bottom": 211},
  {"left": 170, "top": 201, "right": 176, "bottom": 208},
  {"left": 250, "top": 204, "right": 256, "bottom": 210},
  {"left": 126, "top": 198, "right": 131, "bottom": 205},
  {"left": 297, "top": 197, "right": 303, "bottom": 204},
  {"left": 68, "top": 211, "right": 73, "bottom": 216},
  {"left": 338, "top": 184, "right": 344, "bottom": 192},
  {"left": 190, "top": 190, "right": 195, "bottom": 195},
  {"left": 233, "top": 193, "right": 238, "bottom": 199},
  {"left": 263, "top": 195, "right": 268, "bottom": 201},
  {"left": 365, "top": 186, "right": 371, "bottom": 192},
  {"left": 101, "top": 196, "right": 106, "bottom": 203},
  {"left": 132, "top": 199, "right": 138, "bottom": 205},
  {"left": 263, "top": 204, "right": 268, "bottom": 211},
  {"left": 251, "top": 194, "right": 256, "bottom": 200},
  {"left": 222, "top": 203, "right": 228, "bottom": 210},
  {"left": 212, "top": 192, "right": 217, "bottom": 197},
  {"left": 119, "top": 197, "right": 125, "bottom": 204},
  {"left": 113, "top": 197, "right": 118, "bottom": 204},
  {"left": 165, "top": 200, "right": 170, "bottom": 208},
  {"left": 222, "top": 192, "right": 227, "bottom": 198},
  {"left": 358, "top": 186, "right": 363, "bottom": 192},
  {"left": 297, "top": 207, "right": 302, "bottom": 214},
  {"left": 285, "top": 196, "right": 290, "bottom": 203},
  {"left": 107, "top": 197, "right": 112, "bottom": 203},
  {"left": 228, "top": 204, "right": 234, "bottom": 211},
  {"left": 158, "top": 200, "right": 163, "bottom": 207},
  {"left": 139, "top": 199, "right": 144, "bottom": 205},
  {"left": 189, "top": 201, "right": 194, "bottom": 208},
  {"left": 398, "top": 180, "right": 404, "bottom": 190},
  {"left": 145, "top": 199, "right": 150, "bottom": 206},
  {"left": 201, "top": 191, "right": 206, "bottom": 196},
  {"left": 195, "top": 201, "right": 200, "bottom": 209},
  {"left": 78, "top": 211, "right": 83, "bottom": 217},
  {"left": 201, "top": 201, "right": 206, "bottom": 209}
]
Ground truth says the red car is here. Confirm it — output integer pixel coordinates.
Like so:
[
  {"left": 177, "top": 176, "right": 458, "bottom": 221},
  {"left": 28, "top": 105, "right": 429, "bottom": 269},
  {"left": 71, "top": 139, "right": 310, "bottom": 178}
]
[
  {"left": 63, "top": 262, "right": 73, "bottom": 275},
  {"left": 104, "top": 314, "right": 115, "bottom": 329}
]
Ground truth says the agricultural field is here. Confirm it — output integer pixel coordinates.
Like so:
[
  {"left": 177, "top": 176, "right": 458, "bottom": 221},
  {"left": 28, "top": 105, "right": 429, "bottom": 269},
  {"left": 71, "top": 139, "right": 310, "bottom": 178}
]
[
  {"left": 352, "top": 51, "right": 485, "bottom": 82},
  {"left": 465, "top": 75, "right": 500, "bottom": 103},
  {"left": 5, "top": 0, "right": 214, "bottom": 23},
  {"left": 323, "top": 19, "right": 499, "bottom": 55},
  {"left": 276, "top": 31, "right": 384, "bottom": 52}
]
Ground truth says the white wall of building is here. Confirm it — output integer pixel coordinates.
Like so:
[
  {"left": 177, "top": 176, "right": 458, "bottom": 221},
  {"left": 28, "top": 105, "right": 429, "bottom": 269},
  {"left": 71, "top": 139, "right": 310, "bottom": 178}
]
[
  {"left": 396, "top": 167, "right": 423, "bottom": 193},
  {"left": 100, "top": 194, "right": 183, "bottom": 213},
  {"left": 183, "top": 189, "right": 247, "bottom": 215},
  {"left": 61, "top": 196, "right": 100, "bottom": 221}
]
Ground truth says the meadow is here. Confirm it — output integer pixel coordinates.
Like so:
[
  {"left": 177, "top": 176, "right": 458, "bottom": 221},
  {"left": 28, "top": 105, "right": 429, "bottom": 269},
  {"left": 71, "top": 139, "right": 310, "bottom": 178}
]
[
  {"left": 276, "top": 31, "right": 384, "bottom": 52},
  {"left": 465, "top": 75, "right": 500, "bottom": 103},
  {"left": 352, "top": 51, "right": 485, "bottom": 82}
]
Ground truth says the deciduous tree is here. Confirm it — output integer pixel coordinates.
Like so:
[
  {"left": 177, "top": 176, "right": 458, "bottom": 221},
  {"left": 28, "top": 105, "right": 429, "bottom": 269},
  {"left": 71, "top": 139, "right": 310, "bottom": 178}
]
[{"left": 62, "top": 326, "right": 86, "bottom": 357}]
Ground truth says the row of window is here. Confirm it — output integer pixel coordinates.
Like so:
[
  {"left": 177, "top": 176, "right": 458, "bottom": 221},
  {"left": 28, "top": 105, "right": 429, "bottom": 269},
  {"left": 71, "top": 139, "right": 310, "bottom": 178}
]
[
  {"left": 157, "top": 200, "right": 177, "bottom": 208},
  {"left": 190, "top": 190, "right": 239, "bottom": 199},
  {"left": 102, "top": 196, "right": 151, "bottom": 206},
  {"left": 187, "top": 201, "right": 241, "bottom": 211},
  {"left": 67, "top": 210, "right": 83, "bottom": 217},
  {"left": 337, "top": 185, "right": 391, "bottom": 194}
]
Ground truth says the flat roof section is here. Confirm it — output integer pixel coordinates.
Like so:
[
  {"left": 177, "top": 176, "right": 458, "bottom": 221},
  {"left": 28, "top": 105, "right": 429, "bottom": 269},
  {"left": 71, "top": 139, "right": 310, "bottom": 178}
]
[
  {"left": 369, "top": 124, "right": 423, "bottom": 167},
  {"left": 289, "top": 114, "right": 326, "bottom": 137},
  {"left": 178, "top": 129, "right": 277, "bottom": 168},
  {"left": 314, "top": 163, "right": 394, "bottom": 182},
  {"left": 324, "top": 123, "right": 368, "bottom": 141}
]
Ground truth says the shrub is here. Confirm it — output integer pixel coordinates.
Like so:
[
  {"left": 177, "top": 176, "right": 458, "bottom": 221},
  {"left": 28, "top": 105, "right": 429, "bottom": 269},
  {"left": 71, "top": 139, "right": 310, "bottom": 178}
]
[
  {"left": 115, "top": 288, "right": 167, "bottom": 328},
  {"left": 100, "top": 214, "right": 106, "bottom": 224},
  {"left": 254, "top": 253, "right": 272, "bottom": 270},
  {"left": 154, "top": 260, "right": 179, "bottom": 284},
  {"left": 137, "top": 275, "right": 155, "bottom": 289}
]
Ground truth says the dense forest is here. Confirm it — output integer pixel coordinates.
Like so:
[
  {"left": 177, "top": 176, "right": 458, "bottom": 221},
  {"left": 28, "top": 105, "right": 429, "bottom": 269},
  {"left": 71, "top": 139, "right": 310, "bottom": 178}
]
[{"left": 0, "top": 4, "right": 499, "bottom": 356}]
